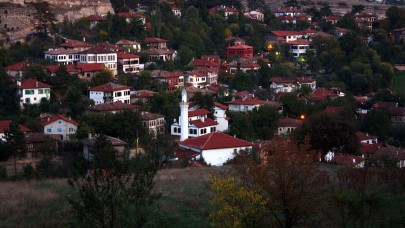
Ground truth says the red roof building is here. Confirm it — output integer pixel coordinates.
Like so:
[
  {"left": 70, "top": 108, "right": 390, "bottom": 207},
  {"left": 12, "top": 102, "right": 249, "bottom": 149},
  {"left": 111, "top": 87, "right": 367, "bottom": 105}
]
[
  {"left": 227, "top": 98, "right": 266, "bottom": 112},
  {"left": 89, "top": 83, "right": 131, "bottom": 104},
  {"left": 5, "top": 61, "right": 33, "bottom": 78},
  {"left": 177, "top": 132, "right": 253, "bottom": 166},
  {"left": 85, "top": 102, "right": 139, "bottom": 114},
  {"left": 226, "top": 44, "right": 254, "bottom": 59},
  {"left": 150, "top": 70, "right": 184, "bottom": 91},
  {"left": 209, "top": 5, "right": 239, "bottom": 18},
  {"left": 0, "top": 120, "right": 31, "bottom": 139},
  {"left": 144, "top": 37, "right": 169, "bottom": 49},
  {"left": 40, "top": 114, "right": 79, "bottom": 141}
]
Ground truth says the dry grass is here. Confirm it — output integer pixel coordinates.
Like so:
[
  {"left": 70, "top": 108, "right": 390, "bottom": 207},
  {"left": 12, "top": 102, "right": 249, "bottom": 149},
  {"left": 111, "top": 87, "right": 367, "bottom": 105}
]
[{"left": 0, "top": 167, "right": 231, "bottom": 228}]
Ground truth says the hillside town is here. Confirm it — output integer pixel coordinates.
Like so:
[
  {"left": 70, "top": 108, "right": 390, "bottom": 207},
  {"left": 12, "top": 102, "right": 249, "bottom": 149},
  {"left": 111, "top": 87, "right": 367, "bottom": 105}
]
[{"left": 1, "top": 0, "right": 405, "bottom": 227}]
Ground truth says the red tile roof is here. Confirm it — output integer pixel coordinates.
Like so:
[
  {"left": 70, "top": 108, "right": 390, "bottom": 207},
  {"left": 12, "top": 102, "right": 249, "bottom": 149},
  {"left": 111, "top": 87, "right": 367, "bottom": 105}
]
[
  {"left": 356, "top": 132, "right": 378, "bottom": 142},
  {"left": 189, "top": 109, "right": 211, "bottom": 117},
  {"left": 130, "top": 90, "right": 155, "bottom": 98},
  {"left": 115, "top": 39, "right": 140, "bottom": 45},
  {"left": 89, "top": 83, "right": 131, "bottom": 92},
  {"left": 175, "top": 146, "right": 200, "bottom": 159},
  {"left": 140, "top": 111, "right": 165, "bottom": 120},
  {"left": 87, "top": 14, "right": 106, "bottom": 21},
  {"left": 18, "top": 78, "right": 51, "bottom": 89},
  {"left": 214, "top": 102, "right": 228, "bottom": 110},
  {"left": 181, "top": 132, "right": 253, "bottom": 150},
  {"left": 117, "top": 53, "right": 140, "bottom": 59},
  {"left": 277, "top": 117, "right": 303, "bottom": 128},
  {"left": 271, "top": 31, "right": 304, "bottom": 37},
  {"left": 332, "top": 153, "right": 364, "bottom": 167},
  {"left": 311, "top": 87, "right": 338, "bottom": 101},
  {"left": 40, "top": 114, "right": 79, "bottom": 127},
  {"left": 190, "top": 118, "right": 217, "bottom": 128},
  {"left": 0, "top": 120, "right": 30, "bottom": 133},
  {"left": 85, "top": 102, "right": 139, "bottom": 112},
  {"left": 144, "top": 37, "right": 168, "bottom": 43},
  {"left": 227, "top": 98, "right": 266, "bottom": 106},
  {"left": 5, "top": 61, "right": 33, "bottom": 71},
  {"left": 226, "top": 44, "right": 254, "bottom": 50},
  {"left": 361, "top": 143, "right": 384, "bottom": 154},
  {"left": 75, "top": 63, "right": 105, "bottom": 72},
  {"left": 285, "top": 39, "right": 312, "bottom": 45}
]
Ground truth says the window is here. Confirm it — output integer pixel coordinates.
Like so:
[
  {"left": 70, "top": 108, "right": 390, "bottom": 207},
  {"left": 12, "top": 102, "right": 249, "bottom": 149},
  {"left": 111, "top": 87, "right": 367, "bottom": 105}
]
[
  {"left": 69, "top": 128, "right": 74, "bottom": 132},
  {"left": 47, "top": 128, "right": 51, "bottom": 133},
  {"left": 57, "top": 128, "right": 62, "bottom": 133},
  {"left": 45, "top": 89, "right": 50, "bottom": 94},
  {"left": 25, "top": 89, "right": 34, "bottom": 95},
  {"left": 38, "top": 89, "right": 44, "bottom": 94},
  {"left": 25, "top": 98, "right": 30, "bottom": 103}
]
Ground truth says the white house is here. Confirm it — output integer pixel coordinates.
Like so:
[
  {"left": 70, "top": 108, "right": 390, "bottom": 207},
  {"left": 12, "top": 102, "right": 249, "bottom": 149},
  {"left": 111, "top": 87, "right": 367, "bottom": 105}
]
[
  {"left": 176, "top": 132, "right": 253, "bottom": 166},
  {"left": 277, "top": 117, "right": 303, "bottom": 135},
  {"left": 79, "top": 47, "right": 118, "bottom": 76},
  {"left": 140, "top": 111, "right": 166, "bottom": 135},
  {"left": 117, "top": 53, "right": 140, "bottom": 73},
  {"left": 270, "top": 77, "right": 316, "bottom": 93},
  {"left": 115, "top": 39, "right": 142, "bottom": 52},
  {"left": 17, "top": 78, "right": 51, "bottom": 108},
  {"left": 171, "top": 109, "right": 218, "bottom": 138},
  {"left": 356, "top": 132, "right": 378, "bottom": 144},
  {"left": 5, "top": 61, "right": 32, "bottom": 78},
  {"left": 286, "top": 39, "right": 314, "bottom": 58},
  {"left": 227, "top": 98, "right": 266, "bottom": 112},
  {"left": 89, "top": 83, "right": 131, "bottom": 105},
  {"left": 213, "top": 102, "right": 229, "bottom": 132},
  {"left": 40, "top": 114, "right": 79, "bottom": 141},
  {"left": 82, "top": 134, "right": 127, "bottom": 160},
  {"left": 172, "top": 6, "right": 182, "bottom": 17},
  {"left": 44, "top": 48, "right": 82, "bottom": 65},
  {"left": 244, "top": 10, "right": 264, "bottom": 22},
  {"left": 0, "top": 120, "right": 30, "bottom": 141}
]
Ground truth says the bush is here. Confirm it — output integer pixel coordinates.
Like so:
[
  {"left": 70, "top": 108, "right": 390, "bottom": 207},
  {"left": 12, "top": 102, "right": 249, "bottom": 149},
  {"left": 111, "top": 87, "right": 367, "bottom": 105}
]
[
  {"left": 36, "top": 158, "right": 53, "bottom": 178},
  {"left": 23, "top": 164, "right": 35, "bottom": 179}
]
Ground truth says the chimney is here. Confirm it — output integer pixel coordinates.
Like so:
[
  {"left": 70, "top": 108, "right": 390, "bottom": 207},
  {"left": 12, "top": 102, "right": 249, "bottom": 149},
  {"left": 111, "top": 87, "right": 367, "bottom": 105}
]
[
  {"left": 352, "top": 158, "right": 356, "bottom": 164},
  {"left": 83, "top": 37, "right": 86, "bottom": 42},
  {"left": 201, "top": 116, "right": 205, "bottom": 122},
  {"left": 35, "top": 81, "right": 38, "bottom": 87},
  {"left": 47, "top": 117, "right": 50, "bottom": 122},
  {"left": 88, "top": 133, "right": 92, "bottom": 139}
]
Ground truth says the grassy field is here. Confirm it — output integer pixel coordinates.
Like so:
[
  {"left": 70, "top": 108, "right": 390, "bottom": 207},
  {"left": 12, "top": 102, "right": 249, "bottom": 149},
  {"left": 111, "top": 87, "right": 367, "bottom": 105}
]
[
  {"left": 0, "top": 167, "right": 230, "bottom": 228},
  {"left": 391, "top": 72, "right": 405, "bottom": 96}
]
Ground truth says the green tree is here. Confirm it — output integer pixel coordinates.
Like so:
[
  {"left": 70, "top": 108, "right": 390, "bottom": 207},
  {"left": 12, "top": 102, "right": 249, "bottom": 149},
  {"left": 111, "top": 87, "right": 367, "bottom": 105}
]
[
  {"left": 135, "top": 71, "right": 152, "bottom": 90},
  {"left": 32, "top": 2, "right": 56, "bottom": 37},
  {"left": 3, "top": 121, "right": 27, "bottom": 175},
  {"left": 91, "top": 69, "right": 113, "bottom": 86},
  {"left": 23, "top": 64, "right": 49, "bottom": 82},
  {"left": 293, "top": 113, "right": 360, "bottom": 155},
  {"left": 68, "top": 154, "right": 159, "bottom": 227},
  {"left": 192, "top": 92, "right": 214, "bottom": 113},
  {"left": 361, "top": 109, "right": 391, "bottom": 141},
  {"left": 280, "top": 93, "right": 308, "bottom": 118},
  {"left": 0, "top": 68, "right": 19, "bottom": 115},
  {"left": 231, "top": 72, "right": 254, "bottom": 92}
]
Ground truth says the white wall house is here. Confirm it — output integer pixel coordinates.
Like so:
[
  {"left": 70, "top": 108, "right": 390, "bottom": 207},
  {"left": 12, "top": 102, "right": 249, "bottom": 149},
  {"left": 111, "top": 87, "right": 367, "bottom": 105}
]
[
  {"left": 227, "top": 98, "right": 266, "bottom": 112},
  {"left": 117, "top": 53, "right": 140, "bottom": 73},
  {"left": 286, "top": 39, "right": 314, "bottom": 58},
  {"left": 17, "top": 78, "right": 51, "bottom": 108},
  {"left": 171, "top": 109, "right": 218, "bottom": 138},
  {"left": 270, "top": 77, "right": 316, "bottom": 93},
  {"left": 41, "top": 114, "right": 79, "bottom": 141},
  {"left": 79, "top": 47, "right": 118, "bottom": 76},
  {"left": 356, "top": 132, "right": 378, "bottom": 144},
  {"left": 44, "top": 48, "right": 81, "bottom": 65},
  {"left": 213, "top": 102, "right": 229, "bottom": 132},
  {"left": 0, "top": 120, "right": 30, "bottom": 141},
  {"left": 177, "top": 132, "right": 253, "bottom": 166},
  {"left": 277, "top": 117, "right": 303, "bottom": 135},
  {"left": 89, "top": 83, "right": 131, "bottom": 105}
]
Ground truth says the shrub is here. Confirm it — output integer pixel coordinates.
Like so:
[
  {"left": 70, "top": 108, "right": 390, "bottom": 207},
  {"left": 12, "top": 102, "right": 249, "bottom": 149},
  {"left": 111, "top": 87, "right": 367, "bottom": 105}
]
[
  {"left": 23, "top": 164, "right": 35, "bottom": 179},
  {"left": 0, "top": 165, "right": 7, "bottom": 180}
]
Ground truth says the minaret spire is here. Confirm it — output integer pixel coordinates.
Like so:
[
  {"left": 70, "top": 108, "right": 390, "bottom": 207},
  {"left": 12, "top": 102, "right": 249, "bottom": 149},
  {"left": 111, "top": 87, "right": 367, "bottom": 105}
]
[{"left": 180, "top": 88, "right": 189, "bottom": 141}]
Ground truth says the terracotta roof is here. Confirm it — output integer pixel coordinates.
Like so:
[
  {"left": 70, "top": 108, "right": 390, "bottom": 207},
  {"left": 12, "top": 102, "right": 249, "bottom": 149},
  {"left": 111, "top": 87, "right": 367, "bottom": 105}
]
[
  {"left": 311, "top": 87, "right": 338, "bottom": 101},
  {"left": 40, "top": 114, "right": 79, "bottom": 127},
  {"left": 82, "top": 135, "right": 127, "bottom": 146},
  {"left": 80, "top": 46, "right": 117, "bottom": 54},
  {"left": 214, "top": 102, "right": 228, "bottom": 110},
  {"left": 326, "top": 15, "right": 340, "bottom": 21},
  {"left": 117, "top": 53, "right": 140, "bottom": 59},
  {"left": 0, "top": 120, "right": 30, "bottom": 133},
  {"left": 277, "top": 15, "right": 296, "bottom": 21},
  {"left": 191, "top": 59, "right": 220, "bottom": 68},
  {"left": 130, "top": 90, "right": 155, "bottom": 98},
  {"left": 271, "top": 30, "right": 304, "bottom": 37},
  {"left": 25, "top": 132, "right": 61, "bottom": 143},
  {"left": 235, "top": 91, "right": 251, "bottom": 99},
  {"left": 151, "top": 70, "right": 183, "bottom": 78},
  {"left": 144, "top": 37, "right": 168, "bottom": 43},
  {"left": 115, "top": 39, "right": 140, "bottom": 45},
  {"left": 75, "top": 63, "right": 105, "bottom": 72},
  {"left": 190, "top": 118, "right": 218, "bottom": 128},
  {"left": 45, "top": 48, "right": 81, "bottom": 55},
  {"left": 227, "top": 98, "right": 266, "bottom": 106},
  {"left": 87, "top": 14, "right": 106, "bottom": 21},
  {"left": 18, "top": 78, "right": 51, "bottom": 89},
  {"left": 361, "top": 143, "right": 384, "bottom": 154},
  {"left": 144, "top": 48, "right": 175, "bottom": 55},
  {"left": 332, "top": 153, "right": 364, "bottom": 167},
  {"left": 140, "top": 111, "right": 165, "bottom": 120},
  {"left": 226, "top": 44, "right": 254, "bottom": 50},
  {"left": 207, "top": 84, "right": 221, "bottom": 92},
  {"left": 5, "top": 61, "right": 32, "bottom": 71},
  {"left": 89, "top": 83, "right": 131, "bottom": 92},
  {"left": 180, "top": 132, "right": 253, "bottom": 150},
  {"left": 175, "top": 146, "right": 200, "bottom": 159},
  {"left": 85, "top": 102, "right": 139, "bottom": 112},
  {"left": 277, "top": 117, "right": 303, "bottom": 128},
  {"left": 356, "top": 132, "right": 378, "bottom": 142},
  {"left": 60, "top": 40, "right": 93, "bottom": 48},
  {"left": 285, "top": 39, "right": 311, "bottom": 45},
  {"left": 189, "top": 109, "right": 211, "bottom": 117},
  {"left": 209, "top": 6, "right": 239, "bottom": 14}
]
